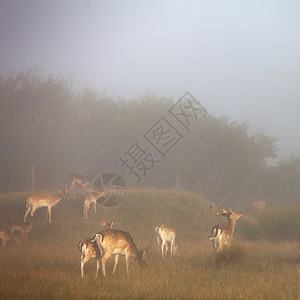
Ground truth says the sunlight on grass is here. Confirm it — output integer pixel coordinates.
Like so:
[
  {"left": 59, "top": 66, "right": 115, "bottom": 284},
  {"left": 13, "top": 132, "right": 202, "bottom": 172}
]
[{"left": 0, "top": 190, "right": 299, "bottom": 299}]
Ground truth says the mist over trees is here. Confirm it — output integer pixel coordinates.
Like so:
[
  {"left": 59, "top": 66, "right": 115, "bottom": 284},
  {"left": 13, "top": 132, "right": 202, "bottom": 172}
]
[{"left": 0, "top": 69, "right": 299, "bottom": 205}]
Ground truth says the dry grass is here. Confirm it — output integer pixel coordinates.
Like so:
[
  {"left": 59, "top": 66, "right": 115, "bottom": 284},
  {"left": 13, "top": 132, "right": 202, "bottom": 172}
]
[{"left": 0, "top": 190, "right": 299, "bottom": 299}]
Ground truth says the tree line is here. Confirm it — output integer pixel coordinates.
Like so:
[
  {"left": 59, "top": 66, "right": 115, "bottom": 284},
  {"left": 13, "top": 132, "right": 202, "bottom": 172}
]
[{"left": 0, "top": 69, "right": 299, "bottom": 205}]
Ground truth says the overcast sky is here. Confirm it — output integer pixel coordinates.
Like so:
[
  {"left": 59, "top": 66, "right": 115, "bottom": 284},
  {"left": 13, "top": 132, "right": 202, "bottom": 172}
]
[{"left": 1, "top": 0, "right": 300, "bottom": 159}]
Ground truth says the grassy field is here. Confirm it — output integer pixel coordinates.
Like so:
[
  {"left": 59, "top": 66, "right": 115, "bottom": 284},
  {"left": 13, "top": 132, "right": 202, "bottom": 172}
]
[{"left": 0, "top": 190, "right": 299, "bottom": 299}]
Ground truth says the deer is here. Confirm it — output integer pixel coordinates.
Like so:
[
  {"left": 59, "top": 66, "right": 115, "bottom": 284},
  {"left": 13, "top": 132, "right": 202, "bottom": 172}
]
[
  {"left": 0, "top": 226, "right": 21, "bottom": 247},
  {"left": 93, "top": 229, "right": 154, "bottom": 278},
  {"left": 83, "top": 192, "right": 106, "bottom": 219},
  {"left": 155, "top": 224, "right": 177, "bottom": 258},
  {"left": 24, "top": 189, "right": 65, "bottom": 224},
  {"left": 209, "top": 205, "right": 243, "bottom": 253},
  {"left": 5, "top": 219, "right": 34, "bottom": 239},
  {"left": 69, "top": 173, "right": 95, "bottom": 198},
  {"left": 78, "top": 221, "right": 114, "bottom": 278}
]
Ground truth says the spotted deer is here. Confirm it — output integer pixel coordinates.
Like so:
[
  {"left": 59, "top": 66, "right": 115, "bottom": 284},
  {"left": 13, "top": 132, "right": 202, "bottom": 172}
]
[
  {"left": 0, "top": 226, "right": 21, "bottom": 247},
  {"left": 83, "top": 192, "right": 106, "bottom": 219},
  {"left": 93, "top": 229, "right": 153, "bottom": 278},
  {"left": 209, "top": 205, "right": 243, "bottom": 253},
  {"left": 155, "top": 224, "right": 177, "bottom": 258},
  {"left": 69, "top": 173, "right": 95, "bottom": 198},
  {"left": 24, "top": 189, "right": 65, "bottom": 223},
  {"left": 78, "top": 221, "right": 114, "bottom": 278},
  {"left": 5, "top": 219, "right": 34, "bottom": 239}
]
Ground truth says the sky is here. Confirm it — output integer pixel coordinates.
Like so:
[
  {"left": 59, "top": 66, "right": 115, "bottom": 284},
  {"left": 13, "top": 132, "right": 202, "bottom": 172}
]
[{"left": 1, "top": 0, "right": 300, "bottom": 159}]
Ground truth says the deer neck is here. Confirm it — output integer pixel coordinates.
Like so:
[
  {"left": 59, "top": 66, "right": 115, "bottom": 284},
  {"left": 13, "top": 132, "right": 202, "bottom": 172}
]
[
  {"left": 227, "top": 217, "right": 237, "bottom": 235},
  {"left": 127, "top": 242, "right": 141, "bottom": 260}
]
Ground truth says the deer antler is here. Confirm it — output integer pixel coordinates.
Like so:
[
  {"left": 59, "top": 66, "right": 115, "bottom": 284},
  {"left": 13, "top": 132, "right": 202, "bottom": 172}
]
[
  {"left": 217, "top": 206, "right": 229, "bottom": 215},
  {"left": 210, "top": 205, "right": 221, "bottom": 216},
  {"left": 210, "top": 205, "right": 230, "bottom": 216}
]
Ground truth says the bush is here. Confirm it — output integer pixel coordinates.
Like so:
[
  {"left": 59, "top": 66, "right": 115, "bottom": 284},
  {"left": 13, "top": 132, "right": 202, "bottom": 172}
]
[{"left": 257, "top": 205, "right": 300, "bottom": 240}]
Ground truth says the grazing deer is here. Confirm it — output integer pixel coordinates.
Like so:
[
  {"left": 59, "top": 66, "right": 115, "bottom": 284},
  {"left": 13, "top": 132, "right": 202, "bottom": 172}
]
[
  {"left": 78, "top": 221, "right": 114, "bottom": 278},
  {"left": 24, "top": 189, "right": 65, "bottom": 223},
  {"left": 93, "top": 229, "right": 153, "bottom": 278},
  {"left": 209, "top": 205, "right": 243, "bottom": 253},
  {"left": 83, "top": 192, "right": 106, "bottom": 219},
  {"left": 5, "top": 219, "right": 34, "bottom": 239},
  {"left": 155, "top": 224, "right": 177, "bottom": 258},
  {"left": 69, "top": 173, "right": 95, "bottom": 198},
  {"left": 0, "top": 226, "right": 21, "bottom": 247}
]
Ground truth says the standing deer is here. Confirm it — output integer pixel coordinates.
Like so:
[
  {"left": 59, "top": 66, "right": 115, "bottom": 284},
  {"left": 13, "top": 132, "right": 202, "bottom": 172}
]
[
  {"left": 83, "top": 192, "right": 106, "bottom": 219},
  {"left": 0, "top": 226, "right": 21, "bottom": 247},
  {"left": 69, "top": 173, "right": 95, "bottom": 198},
  {"left": 24, "top": 189, "right": 65, "bottom": 223},
  {"left": 78, "top": 221, "right": 114, "bottom": 278},
  {"left": 209, "top": 205, "right": 243, "bottom": 253},
  {"left": 93, "top": 229, "right": 153, "bottom": 278},
  {"left": 5, "top": 219, "right": 34, "bottom": 239},
  {"left": 155, "top": 224, "right": 177, "bottom": 258}
]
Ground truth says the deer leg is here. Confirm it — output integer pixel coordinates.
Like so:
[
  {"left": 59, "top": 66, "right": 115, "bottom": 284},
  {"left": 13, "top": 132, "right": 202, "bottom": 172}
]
[
  {"left": 170, "top": 241, "right": 174, "bottom": 256},
  {"left": 48, "top": 207, "right": 52, "bottom": 223},
  {"left": 156, "top": 236, "right": 161, "bottom": 254},
  {"left": 96, "top": 257, "right": 100, "bottom": 278},
  {"left": 125, "top": 254, "right": 130, "bottom": 276},
  {"left": 80, "top": 253, "right": 90, "bottom": 278},
  {"left": 30, "top": 206, "right": 37, "bottom": 218},
  {"left": 24, "top": 205, "right": 32, "bottom": 222},
  {"left": 101, "top": 253, "right": 110, "bottom": 278},
  {"left": 83, "top": 202, "right": 89, "bottom": 219},
  {"left": 112, "top": 254, "right": 120, "bottom": 275},
  {"left": 165, "top": 243, "right": 169, "bottom": 257},
  {"left": 161, "top": 241, "right": 165, "bottom": 258}
]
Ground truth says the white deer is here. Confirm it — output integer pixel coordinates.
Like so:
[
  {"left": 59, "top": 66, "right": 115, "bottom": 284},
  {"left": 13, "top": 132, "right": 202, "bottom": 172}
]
[
  {"left": 24, "top": 189, "right": 65, "bottom": 223},
  {"left": 83, "top": 192, "right": 106, "bottom": 219},
  {"left": 155, "top": 224, "right": 177, "bottom": 258},
  {"left": 78, "top": 221, "right": 114, "bottom": 278},
  {"left": 209, "top": 205, "right": 243, "bottom": 253},
  {"left": 93, "top": 229, "right": 153, "bottom": 277}
]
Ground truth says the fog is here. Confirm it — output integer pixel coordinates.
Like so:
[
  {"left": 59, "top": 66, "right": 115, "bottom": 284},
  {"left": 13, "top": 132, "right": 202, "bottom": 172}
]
[{"left": 1, "top": 0, "right": 300, "bottom": 158}]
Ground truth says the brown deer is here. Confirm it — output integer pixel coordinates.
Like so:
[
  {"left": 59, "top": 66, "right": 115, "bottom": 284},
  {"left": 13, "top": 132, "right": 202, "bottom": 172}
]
[
  {"left": 83, "top": 192, "right": 106, "bottom": 219},
  {"left": 69, "top": 173, "right": 95, "bottom": 198},
  {"left": 93, "top": 229, "right": 153, "bottom": 278},
  {"left": 24, "top": 189, "right": 65, "bottom": 223},
  {"left": 0, "top": 226, "right": 21, "bottom": 247},
  {"left": 5, "top": 219, "right": 34, "bottom": 239},
  {"left": 209, "top": 205, "right": 243, "bottom": 253},
  {"left": 78, "top": 221, "right": 114, "bottom": 278},
  {"left": 155, "top": 224, "right": 177, "bottom": 258}
]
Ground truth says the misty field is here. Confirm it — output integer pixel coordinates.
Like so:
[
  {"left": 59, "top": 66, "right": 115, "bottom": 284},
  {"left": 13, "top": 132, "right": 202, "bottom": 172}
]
[{"left": 0, "top": 190, "right": 299, "bottom": 299}]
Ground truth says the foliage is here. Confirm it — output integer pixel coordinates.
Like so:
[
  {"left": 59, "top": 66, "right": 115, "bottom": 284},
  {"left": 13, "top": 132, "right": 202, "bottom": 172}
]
[
  {"left": 257, "top": 204, "right": 300, "bottom": 240},
  {"left": 0, "top": 69, "right": 299, "bottom": 206}
]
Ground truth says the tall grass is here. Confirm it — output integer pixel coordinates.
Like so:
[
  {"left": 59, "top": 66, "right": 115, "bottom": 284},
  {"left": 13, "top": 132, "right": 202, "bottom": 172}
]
[{"left": 0, "top": 190, "right": 299, "bottom": 299}]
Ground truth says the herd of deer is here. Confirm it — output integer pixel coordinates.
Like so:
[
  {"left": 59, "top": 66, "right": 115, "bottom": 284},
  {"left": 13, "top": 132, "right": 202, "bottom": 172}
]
[{"left": 0, "top": 172, "right": 244, "bottom": 278}]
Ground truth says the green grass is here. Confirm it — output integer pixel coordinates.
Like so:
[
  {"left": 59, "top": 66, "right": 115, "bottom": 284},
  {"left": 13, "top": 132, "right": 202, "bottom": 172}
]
[{"left": 0, "top": 190, "right": 299, "bottom": 299}]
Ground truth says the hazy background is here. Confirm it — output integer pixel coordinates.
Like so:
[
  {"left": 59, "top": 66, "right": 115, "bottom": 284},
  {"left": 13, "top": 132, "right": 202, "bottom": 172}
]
[{"left": 1, "top": 0, "right": 299, "bottom": 158}]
